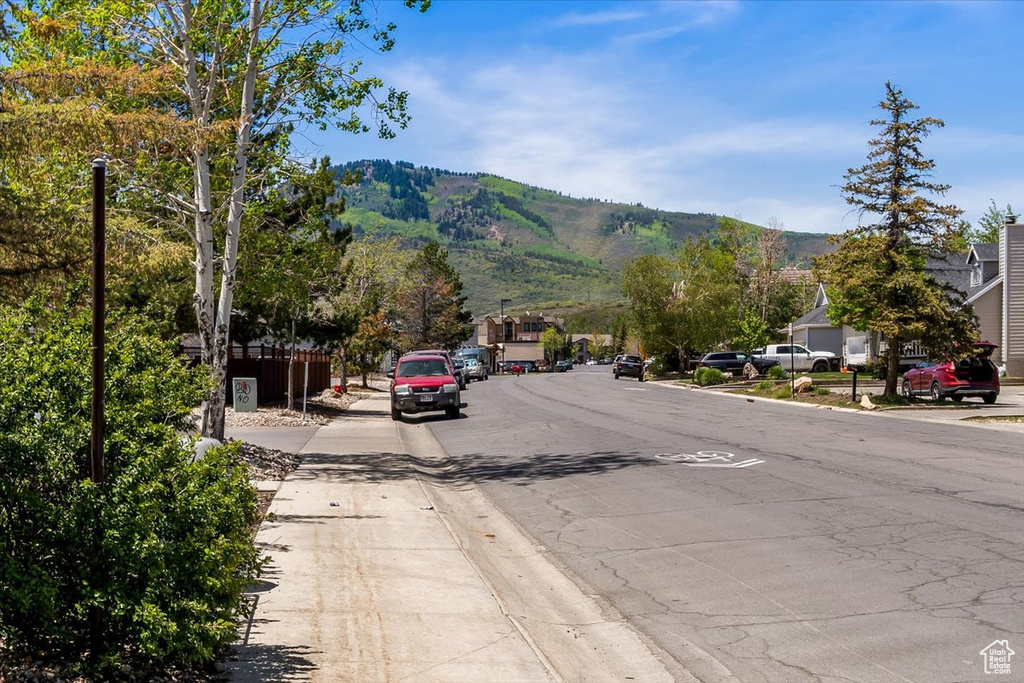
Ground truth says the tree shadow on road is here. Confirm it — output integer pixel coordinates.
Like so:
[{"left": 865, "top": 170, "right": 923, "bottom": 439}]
[{"left": 294, "top": 449, "right": 657, "bottom": 487}]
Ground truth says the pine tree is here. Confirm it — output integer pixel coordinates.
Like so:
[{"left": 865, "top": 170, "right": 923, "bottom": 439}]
[{"left": 815, "top": 82, "right": 977, "bottom": 396}]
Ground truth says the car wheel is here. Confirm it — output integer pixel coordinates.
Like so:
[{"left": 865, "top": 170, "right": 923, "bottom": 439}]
[
  {"left": 812, "top": 360, "right": 828, "bottom": 373},
  {"left": 391, "top": 405, "right": 401, "bottom": 421},
  {"left": 983, "top": 393, "right": 997, "bottom": 405},
  {"left": 446, "top": 405, "right": 460, "bottom": 419},
  {"left": 614, "top": 371, "right": 619, "bottom": 379},
  {"left": 901, "top": 380, "right": 912, "bottom": 398},
  {"left": 638, "top": 373, "right": 644, "bottom": 382},
  {"left": 930, "top": 381, "right": 945, "bottom": 402}
]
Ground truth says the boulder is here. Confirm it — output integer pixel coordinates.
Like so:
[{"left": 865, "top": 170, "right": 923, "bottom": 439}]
[
  {"left": 742, "top": 362, "right": 760, "bottom": 380},
  {"left": 794, "top": 375, "right": 814, "bottom": 393},
  {"left": 860, "top": 394, "right": 876, "bottom": 410}
]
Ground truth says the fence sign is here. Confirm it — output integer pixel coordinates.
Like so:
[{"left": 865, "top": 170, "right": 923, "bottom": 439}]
[{"left": 232, "top": 377, "right": 257, "bottom": 412}]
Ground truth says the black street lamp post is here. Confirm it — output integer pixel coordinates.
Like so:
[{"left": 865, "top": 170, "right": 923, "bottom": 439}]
[{"left": 500, "top": 298, "right": 511, "bottom": 372}]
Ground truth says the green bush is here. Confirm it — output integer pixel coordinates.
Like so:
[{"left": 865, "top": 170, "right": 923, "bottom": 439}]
[
  {"left": 772, "top": 385, "right": 793, "bottom": 399},
  {"left": 766, "top": 364, "right": 788, "bottom": 380},
  {"left": 694, "top": 366, "right": 728, "bottom": 385},
  {"left": 815, "top": 387, "right": 832, "bottom": 395},
  {"left": 0, "top": 303, "right": 262, "bottom": 676},
  {"left": 754, "top": 379, "right": 774, "bottom": 391},
  {"left": 645, "top": 356, "right": 667, "bottom": 377}
]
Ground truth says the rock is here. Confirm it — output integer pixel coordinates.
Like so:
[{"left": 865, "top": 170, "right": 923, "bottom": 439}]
[
  {"left": 860, "top": 394, "right": 876, "bottom": 410},
  {"left": 794, "top": 375, "right": 814, "bottom": 393},
  {"left": 742, "top": 362, "right": 760, "bottom": 379}
]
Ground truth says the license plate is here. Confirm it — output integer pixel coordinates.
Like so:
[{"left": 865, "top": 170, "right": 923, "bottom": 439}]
[{"left": 418, "top": 394, "right": 435, "bottom": 403}]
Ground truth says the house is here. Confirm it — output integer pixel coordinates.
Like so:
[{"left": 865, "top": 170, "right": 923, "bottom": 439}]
[
  {"left": 965, "top": 218, "right": 1024, "bottom": 376},
  {"left": 791, "top": 217, "right": 1023, "bottom": 374},
  {"left": 570, "top": 333, "right": 614, "bottom": 363},
  {"left": 474, "top": 312, "right": 566, "bottom": 367},
  {"left": 788, "top": 286, "right": 843, "bottom": 357}
]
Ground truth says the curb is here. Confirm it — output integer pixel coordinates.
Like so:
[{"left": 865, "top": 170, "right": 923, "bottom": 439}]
[{"left": 647, "top": 378, "right": 1023, "bottom": 426}]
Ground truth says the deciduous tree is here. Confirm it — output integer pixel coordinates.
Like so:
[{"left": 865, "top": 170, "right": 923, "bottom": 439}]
[{"left": 1, "top": 0, "right": 429, "bottom": 439}]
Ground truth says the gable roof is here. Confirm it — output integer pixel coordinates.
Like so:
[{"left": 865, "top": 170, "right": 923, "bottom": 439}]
[
  {"left": 792, "top": 304, "right": 832, "bottom": 328},
  {"left": 925, "top": 254, "right": 973, "bottom": 295},
  {"left": 968, "top": 243, "right": 998, "bottom": 263}
]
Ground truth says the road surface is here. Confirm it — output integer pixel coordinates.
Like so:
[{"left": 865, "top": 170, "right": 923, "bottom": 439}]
[{"left": 419, "top": 366, "right": 1023, "bottom": 682}]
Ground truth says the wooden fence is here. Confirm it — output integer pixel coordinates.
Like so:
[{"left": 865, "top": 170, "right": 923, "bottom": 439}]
[{"left": 181, "top": 343, "right": 332, "bottom": 406}]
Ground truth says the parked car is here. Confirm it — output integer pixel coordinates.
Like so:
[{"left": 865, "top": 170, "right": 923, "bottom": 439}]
[
  {"left": 462, "top": 358, "right": 488, "bottom": 381},
  {"left": 613, "top": 354, "right": 645, "bottom": 381},
  {"left": 901, "top": 341, "right": 1000, "bottom": 404},
  {"left": 404, "top": 349, "right": 466, "bottom": 390},
  {"left": 555, "top": 360, "right": 572, "bottom": 372},
  {"left": 697, "top": 351, "right": 779, "bottom": 377},
  {"left": 388, "top": 354, "right": 461, "bottom": 420},
  {"left": 752, "top": 344, "right": 837, "bottom": 373}
]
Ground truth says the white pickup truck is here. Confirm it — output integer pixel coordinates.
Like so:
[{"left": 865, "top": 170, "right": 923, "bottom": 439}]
[{"left": 752, "top": 344, "right": 837, "bottom": 373}]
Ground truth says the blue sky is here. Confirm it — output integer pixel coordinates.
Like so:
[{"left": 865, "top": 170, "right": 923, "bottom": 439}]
[{"left": 299, "top": 0, "right": 1024, "bottom": 234}]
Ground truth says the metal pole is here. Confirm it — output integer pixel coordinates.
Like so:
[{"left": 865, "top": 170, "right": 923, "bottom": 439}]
[
  {"left": 89, "top": 157, "right": 106, "bottom": 661},
  {"left": 500, "top": 298, "right": 511, "bottom": 373},
  {"left": 789, "top": 323, "right": 795, "bottom": 399},
  {"left": 91, "top": 158, "right": 106, "bottom": 484}
]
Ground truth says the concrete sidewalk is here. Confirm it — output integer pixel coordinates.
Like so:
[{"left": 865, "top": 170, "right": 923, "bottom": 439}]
[{"left": 227, "top": 394, "right": 680, "bottom": 682}]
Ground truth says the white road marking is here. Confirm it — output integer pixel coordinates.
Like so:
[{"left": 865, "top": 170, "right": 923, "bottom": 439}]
[
  {"left": 686, "top": 458, "right": 765, "bottom": 468},
  {"left": 654, "top": 450, "right": 765, "bottom": 468}
]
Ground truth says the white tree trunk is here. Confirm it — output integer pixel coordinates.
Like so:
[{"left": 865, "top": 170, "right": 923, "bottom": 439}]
[{"left": 206, "top": 0, "right": 262, "bottom": 439}]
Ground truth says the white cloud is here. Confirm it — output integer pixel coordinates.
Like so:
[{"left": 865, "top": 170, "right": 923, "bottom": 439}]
[
  {"left": 550, "top": 9, "right": 647, "bottom": 28},
  {"left": 617, "top": 0, "right": 740, "bottom": 44}
]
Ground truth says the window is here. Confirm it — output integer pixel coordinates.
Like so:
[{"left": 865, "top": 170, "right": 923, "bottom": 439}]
[
  {"left": 971, "top": 263, "right": 982, "bottom": 286},
  {"left": 504, "top": 322, "right": 513, "bottom": 339}
]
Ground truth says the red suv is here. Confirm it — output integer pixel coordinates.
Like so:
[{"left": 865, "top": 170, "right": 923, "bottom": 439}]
[
  {"left": 388, "top": 354, "right": 461, "bottom": 420},
  {"left": 901, "top": 342, "right": 1000, "bottom": 404}
]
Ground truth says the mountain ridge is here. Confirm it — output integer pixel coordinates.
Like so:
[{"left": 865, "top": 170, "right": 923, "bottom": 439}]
[{"left": 331, "top": 159, "right": 830, "bottom": 316}]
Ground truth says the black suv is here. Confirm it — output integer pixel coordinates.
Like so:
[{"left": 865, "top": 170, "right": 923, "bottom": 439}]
[
  {"left": 613, "top": 354, "right": 645, "bottom": 381},
  {"left": 697, "top": 351, "right": 778, "bottom": 376}
]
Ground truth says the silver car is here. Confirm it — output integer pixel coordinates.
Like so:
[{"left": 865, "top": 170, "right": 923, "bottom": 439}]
[{"left": 462, "top": 358, "right": 489, "bottom": 381}]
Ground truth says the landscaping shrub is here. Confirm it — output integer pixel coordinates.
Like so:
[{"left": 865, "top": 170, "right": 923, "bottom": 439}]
[
  {"left": 646, "top": 356, "right": 667, "bottom": 377},
  {"left": 754, "top": 379, "right": 774, "bottom": 391},
  {"left": 867, "top": 392, "right": 910, "bottom": 406},
  {"left": 772, "top": 385, "right": 793, "bottom": 399},
  {"left": 694, "top": 366, "right": 728, "bottom": 385},
  {"left": 815, "top": 387, "right": 832, "bottom": 395},
  {"left": 766, "top": 364, "right": 787, "bottom": 380},
  {"left": 0, "top": 303, "right": 262, "bottom": 676}
]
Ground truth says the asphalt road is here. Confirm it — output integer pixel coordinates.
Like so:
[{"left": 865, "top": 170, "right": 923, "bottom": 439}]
[{"left": 420, "top": 366, "right": 1024, "bottom": 683}]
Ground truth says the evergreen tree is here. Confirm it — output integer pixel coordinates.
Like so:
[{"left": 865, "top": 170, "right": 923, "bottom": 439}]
[
  {"left": 815, "top": 82, "right": 976, "bottom": 396},
  {"left": 397, "top": 243, "right": 473, "bottom": 350}
]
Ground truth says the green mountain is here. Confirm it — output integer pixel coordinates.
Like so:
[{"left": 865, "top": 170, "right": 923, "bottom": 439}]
[{"left": 332, "top": 160, "right": 831, "bottom": 317}]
